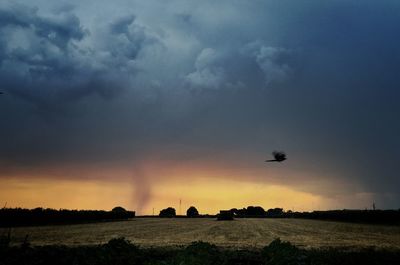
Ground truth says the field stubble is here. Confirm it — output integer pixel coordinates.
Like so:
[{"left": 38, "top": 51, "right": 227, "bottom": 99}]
[{"left": 2, "top": 218, "right": 400, "bottom": 249}]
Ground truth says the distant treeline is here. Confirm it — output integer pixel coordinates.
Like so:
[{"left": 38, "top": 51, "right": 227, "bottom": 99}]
[
  {"left": 229, "top": 207, "right": 285, "bottom": 218},
  {"left": 156, "top": 205, "right": 400, "bottom": 225},
  {"left": 289, "top": 209, "right": 400, "bottom": 225},
  {"left": 0, "top": 207, "right": 135, "bottom": 227},
  {"left": 227, "top": 207, "right": 400, "bottom": 225},
  {"left": 3, "top": 206, "right": 400, "bottom": 226}
]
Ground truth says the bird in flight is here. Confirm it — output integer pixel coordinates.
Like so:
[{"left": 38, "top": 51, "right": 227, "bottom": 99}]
[{"left": 265, "top": 151, "right": 287, "bottom": 162}]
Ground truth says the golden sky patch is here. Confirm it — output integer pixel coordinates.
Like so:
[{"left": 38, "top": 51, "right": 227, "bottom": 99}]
[{"left": 0, "top": 176, "right": 324, "bottom": 215}]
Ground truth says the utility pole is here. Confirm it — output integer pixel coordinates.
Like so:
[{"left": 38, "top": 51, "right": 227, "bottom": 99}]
[{"left": 179, "top": 199, "right": 182, "bottom": 216}]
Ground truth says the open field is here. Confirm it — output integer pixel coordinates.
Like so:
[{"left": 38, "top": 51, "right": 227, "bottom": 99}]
[{"left": 2, "top": 218, "right": 400, "bottom": 249}]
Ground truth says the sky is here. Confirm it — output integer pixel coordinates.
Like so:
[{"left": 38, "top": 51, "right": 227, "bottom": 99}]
[{"left": 0, "top": 0, "right": 399, "bottom": 214}]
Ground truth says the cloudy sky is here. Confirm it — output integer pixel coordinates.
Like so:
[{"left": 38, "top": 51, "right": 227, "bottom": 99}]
[{"left": 1, "top": 0, "right": 399, "bottom": 214}]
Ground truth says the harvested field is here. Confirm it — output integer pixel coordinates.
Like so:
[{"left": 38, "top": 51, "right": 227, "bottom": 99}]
[{"left": 2, "top": 218, "right": 400, "bottom": 249}]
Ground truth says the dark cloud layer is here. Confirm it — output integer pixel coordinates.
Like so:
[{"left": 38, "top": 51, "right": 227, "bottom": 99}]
[
  {"left": 0, "top": 3, "right": 158, "bottom": 107},
  {"left": 1, "top": 0, "right": 400, "bottom": 209}
]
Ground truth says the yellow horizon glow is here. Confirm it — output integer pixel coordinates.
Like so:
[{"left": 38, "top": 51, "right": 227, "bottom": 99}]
[
  {"left": 148, "top": 177, "right": 323, "bottom": 215},
  {"left": 0, "top": 176, "right": 329, "bottom": 215},
  {"left": 0, "top": 177, "right": 134, "bottom": 210}
]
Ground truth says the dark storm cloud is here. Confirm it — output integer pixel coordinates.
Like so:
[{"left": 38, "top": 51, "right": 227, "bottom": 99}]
[
  {"left": 0, "top": 4, "right": 85, "bottom": 62},
  {"left": 1, "top": 0, "right": 400, "bottom": 208},
  {"left": 0, "top": 3, "right": 156, "bottom": 107}
]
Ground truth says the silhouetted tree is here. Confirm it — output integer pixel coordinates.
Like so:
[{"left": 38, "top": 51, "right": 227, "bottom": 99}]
[
  {"left": 217, "top": 210, "right": 234, "bottom": 221},
  {"left": 230, "top": 208, "right": 238, "bottom": 216},
  {"left": 159, "top": 207, "right": 176, "bottom": 217},
  {"left": 246, "top": 206, "right": 266, "bottom": 217},
  {"left": 230, "top": 208, "right": 247, "bottom": 217},
  {"left": 266, "top": 208, "right": 284, "bottom": 217},
  {"left": 186, "top": 206, "right": 199, "bottom": 217},
  {"left": 112, "top": 206, "right": 126, "bottom": 212}
]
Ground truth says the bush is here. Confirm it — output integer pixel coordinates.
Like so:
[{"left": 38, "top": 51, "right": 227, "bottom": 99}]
[
  {"left": 262, "top": 238, "right": 306, "bottom": 265},
  {"left": 100, "top": 238, "right": 143, "bottom": 265},
  {"left": 174, "top": 241, "right": 222, "bottom": 265}
]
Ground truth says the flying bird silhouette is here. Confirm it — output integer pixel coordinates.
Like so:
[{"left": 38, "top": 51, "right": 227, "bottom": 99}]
[{"left": 265, "top": 151, "right": 287, "bottom": 162}]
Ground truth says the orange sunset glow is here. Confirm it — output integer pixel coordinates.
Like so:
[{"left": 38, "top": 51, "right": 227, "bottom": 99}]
[
  {"left": 0, "top": 157, "right": 374, "bottom": 215},
  {"left": 0, "top": 176, "right": 323, "bottom": 214}
]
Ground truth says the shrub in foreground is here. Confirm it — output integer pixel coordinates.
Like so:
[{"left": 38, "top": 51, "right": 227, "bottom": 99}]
[
  {"left": 262, "top": 238, "right": 306, "bottom": 265},
  {"left": 173, "top": 241, "right": 222, "bottom": 265},
  {"left": 1, "top": 237, "right": 400, "bottom": 265}
]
